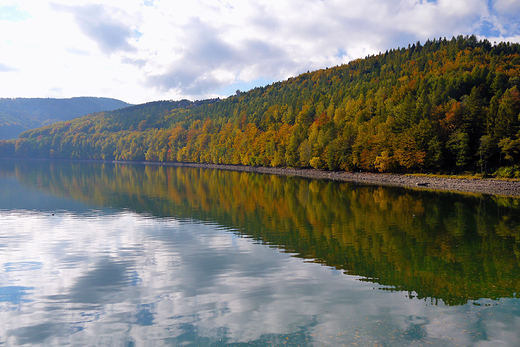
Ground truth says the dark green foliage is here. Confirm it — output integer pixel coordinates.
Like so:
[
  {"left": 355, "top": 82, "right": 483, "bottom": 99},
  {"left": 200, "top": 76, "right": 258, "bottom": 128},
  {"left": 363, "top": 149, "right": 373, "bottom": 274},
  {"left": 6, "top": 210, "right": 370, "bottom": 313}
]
[{"left": 447, "top": 130, "right": 471, "bottom": 169}]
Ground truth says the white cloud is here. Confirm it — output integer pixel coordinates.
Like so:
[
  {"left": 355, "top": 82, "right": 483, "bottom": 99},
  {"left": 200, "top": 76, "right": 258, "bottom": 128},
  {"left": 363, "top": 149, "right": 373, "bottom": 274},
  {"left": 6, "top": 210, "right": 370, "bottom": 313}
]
[
  {"left": 0, "top": 63, "right": 18, "bottom": 72},
  {"left": 50, "top": 3, "right": 141, "bottom": 54},
  {"left": 0, "top": 0, "right": 518, "bottom": 104},
  {"left": 492, "top": 0, "right": 520, "bottom": 15}
]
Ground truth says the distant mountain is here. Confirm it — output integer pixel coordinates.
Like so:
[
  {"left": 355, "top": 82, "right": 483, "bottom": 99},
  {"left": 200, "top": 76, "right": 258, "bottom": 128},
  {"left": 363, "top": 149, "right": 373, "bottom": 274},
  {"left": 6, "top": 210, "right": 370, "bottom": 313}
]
[{"left": 0, "top": 97, "right": 131, "bottom": 140}]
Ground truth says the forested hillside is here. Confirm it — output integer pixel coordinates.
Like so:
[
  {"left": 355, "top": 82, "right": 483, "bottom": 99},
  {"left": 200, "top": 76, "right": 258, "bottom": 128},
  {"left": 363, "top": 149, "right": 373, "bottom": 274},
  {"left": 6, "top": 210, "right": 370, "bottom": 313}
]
[
  {"left": 2, "top": 35, "right": 520, "bottom": 176},
  {"left": 0, "top": 97, "right": 131, "bottom": 140}
]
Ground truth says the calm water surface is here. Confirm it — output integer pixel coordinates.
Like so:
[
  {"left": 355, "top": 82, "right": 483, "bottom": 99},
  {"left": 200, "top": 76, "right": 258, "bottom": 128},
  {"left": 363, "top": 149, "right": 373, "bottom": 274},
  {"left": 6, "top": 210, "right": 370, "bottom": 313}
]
[{"left": 1, "top": 159, "right": 520, "bottom": 346}]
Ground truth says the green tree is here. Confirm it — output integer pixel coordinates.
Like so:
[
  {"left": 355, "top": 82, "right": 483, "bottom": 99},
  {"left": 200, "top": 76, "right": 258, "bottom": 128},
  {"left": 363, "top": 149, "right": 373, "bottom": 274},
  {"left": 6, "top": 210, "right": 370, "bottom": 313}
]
[
  {"left": 298, "top": 139, "right": 311, "bottom": 167},
  {"left": 494, "top": 87, "right": 520, "bottom": 140},
  {"left": 498, "top": 137, "right": 520, "bottom": 165},
  {"left": 447, "top": 130, "right": 471, "bottom": 169},
  {"left": 477, "top": 135, "right": 497, "bottom": 173}
]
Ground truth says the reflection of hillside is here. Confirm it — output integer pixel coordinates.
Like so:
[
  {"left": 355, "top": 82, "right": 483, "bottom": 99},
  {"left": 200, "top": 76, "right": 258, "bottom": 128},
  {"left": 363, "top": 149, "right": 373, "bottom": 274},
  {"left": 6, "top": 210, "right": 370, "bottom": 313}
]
[{"left": 9, "top": 159, "right": 520, "bottom": 306}]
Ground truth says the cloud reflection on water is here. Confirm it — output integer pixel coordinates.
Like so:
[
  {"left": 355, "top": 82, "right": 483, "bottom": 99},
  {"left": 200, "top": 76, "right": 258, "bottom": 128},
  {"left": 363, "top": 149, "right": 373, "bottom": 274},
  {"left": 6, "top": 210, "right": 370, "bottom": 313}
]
[{"left": 0, "top": 210, "right": 519, "bottom": 346}]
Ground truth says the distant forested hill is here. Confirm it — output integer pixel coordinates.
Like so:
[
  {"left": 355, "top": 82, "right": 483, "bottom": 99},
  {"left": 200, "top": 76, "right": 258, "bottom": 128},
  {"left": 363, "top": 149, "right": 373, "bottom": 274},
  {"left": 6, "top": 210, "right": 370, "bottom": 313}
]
[
  {"left": 2, "top": 35, "right": 520, "bottom": 176},
  {"left": 0, "top": 97, "right": 131, "bottom": 140}
]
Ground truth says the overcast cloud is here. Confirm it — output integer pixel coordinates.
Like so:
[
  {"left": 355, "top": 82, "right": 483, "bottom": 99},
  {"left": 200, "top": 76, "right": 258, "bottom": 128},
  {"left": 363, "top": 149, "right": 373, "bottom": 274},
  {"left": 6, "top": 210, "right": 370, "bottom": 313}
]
[{"left": 0, "top": 0, "right": 519, "bottom": 104}]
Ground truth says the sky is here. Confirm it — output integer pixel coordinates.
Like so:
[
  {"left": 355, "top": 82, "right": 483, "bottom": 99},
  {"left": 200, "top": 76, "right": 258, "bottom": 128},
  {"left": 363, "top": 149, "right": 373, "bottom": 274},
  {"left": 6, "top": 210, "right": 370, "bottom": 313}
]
[{"left": 0, "top": 0, "right": 519, "bottom": 105}]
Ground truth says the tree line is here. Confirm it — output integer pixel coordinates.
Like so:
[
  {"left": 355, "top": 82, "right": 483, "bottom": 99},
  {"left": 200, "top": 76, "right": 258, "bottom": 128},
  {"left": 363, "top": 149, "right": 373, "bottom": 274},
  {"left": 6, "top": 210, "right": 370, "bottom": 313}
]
[{"left": 1, "top": 35, "right": 520, "bottom": 176}]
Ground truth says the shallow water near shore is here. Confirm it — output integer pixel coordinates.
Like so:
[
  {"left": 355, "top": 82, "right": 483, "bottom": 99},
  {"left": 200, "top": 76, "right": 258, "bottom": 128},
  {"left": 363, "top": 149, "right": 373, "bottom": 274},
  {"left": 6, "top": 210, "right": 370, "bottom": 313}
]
[{"left": 1, "top": 159, "right": 520, "bottom": 346}]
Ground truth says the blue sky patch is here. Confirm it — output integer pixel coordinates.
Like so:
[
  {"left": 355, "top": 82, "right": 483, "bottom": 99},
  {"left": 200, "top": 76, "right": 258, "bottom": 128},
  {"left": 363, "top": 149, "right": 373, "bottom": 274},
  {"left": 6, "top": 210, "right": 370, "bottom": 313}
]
[
  {"left": 478, "top": 20, "right": 502, "bottom": 37},
  {"left": 0, "top": 286, "right": 34, "bottom": 304},
  {"left": 0, "top": 4, "right": 29, "bottom": 22},
  {"left": 217, "top": 77, "right": 276, "bottom": 98},
  {"left": 4, "top": 262, "right": 43, "bottom": 272}
]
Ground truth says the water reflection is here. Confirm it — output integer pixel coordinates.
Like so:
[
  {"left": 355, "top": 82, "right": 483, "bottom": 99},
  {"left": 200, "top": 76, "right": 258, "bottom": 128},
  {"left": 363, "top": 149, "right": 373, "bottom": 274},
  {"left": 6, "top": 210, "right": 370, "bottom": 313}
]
[
  {"left": 1, "top": 211, "right": 519, "bottom": 346},
  {"left": 5, "top": 159, "right": 520, "bottom": 305},
  {"left": 0, "top": 159, "right": 520, "bottom": 345}
]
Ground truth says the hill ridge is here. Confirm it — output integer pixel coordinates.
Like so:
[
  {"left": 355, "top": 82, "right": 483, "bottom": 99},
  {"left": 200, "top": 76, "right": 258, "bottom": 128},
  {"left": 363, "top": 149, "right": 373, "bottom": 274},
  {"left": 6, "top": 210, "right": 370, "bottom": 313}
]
[{"left": 0, "top": 96, "right": 131, "bottom": 140}]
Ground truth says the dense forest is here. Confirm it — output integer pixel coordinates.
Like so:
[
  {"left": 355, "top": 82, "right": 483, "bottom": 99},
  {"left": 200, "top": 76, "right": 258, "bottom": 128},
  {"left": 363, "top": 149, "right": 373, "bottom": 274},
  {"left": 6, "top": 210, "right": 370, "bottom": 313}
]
[
  {"left": 1, "top": 35, "right": 520, "bottom": 176},
  {"left": 0, "top": 96, "right": 131, "bottom": 140}
]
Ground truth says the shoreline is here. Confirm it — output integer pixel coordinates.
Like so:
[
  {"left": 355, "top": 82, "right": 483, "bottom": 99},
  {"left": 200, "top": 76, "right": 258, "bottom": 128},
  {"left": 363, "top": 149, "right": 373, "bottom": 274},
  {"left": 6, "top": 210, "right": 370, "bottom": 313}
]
[
  {"left": 4, "top": 157, "right": 520, "bottom": 197},
  {"left": 155, "top": 162, "right": 520, "bottom": 197}
]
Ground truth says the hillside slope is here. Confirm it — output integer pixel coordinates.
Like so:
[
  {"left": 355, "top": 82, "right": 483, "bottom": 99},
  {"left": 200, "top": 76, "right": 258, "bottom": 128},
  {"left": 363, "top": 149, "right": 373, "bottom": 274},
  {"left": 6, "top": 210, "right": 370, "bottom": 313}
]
[
  {"left": 0, "top": 97, "right": 131, "bottom": 140},
  {"left": 3, "top": 35, "right": 520, "bottom": 176}
]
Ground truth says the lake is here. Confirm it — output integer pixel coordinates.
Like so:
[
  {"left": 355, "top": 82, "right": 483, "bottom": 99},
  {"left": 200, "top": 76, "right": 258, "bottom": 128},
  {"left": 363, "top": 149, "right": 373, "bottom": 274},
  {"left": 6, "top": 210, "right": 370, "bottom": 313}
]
[{"left": 1, "top": 159, "right": 520, "bottom": 346}]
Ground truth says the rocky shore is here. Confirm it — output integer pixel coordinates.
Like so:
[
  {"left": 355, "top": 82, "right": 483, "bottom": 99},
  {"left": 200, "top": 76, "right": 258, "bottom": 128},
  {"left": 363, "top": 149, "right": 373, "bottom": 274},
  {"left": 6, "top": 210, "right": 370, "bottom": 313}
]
[{"left": 143, "top": 161, "right": 520, "bottom": 197}]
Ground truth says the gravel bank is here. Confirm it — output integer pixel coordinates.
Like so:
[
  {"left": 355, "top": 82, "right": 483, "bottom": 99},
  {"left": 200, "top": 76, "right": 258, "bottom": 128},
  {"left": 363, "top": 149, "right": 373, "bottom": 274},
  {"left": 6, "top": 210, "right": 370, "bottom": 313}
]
[{"left": 147, "top": 162, "right": 520, "bottom": 197}]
